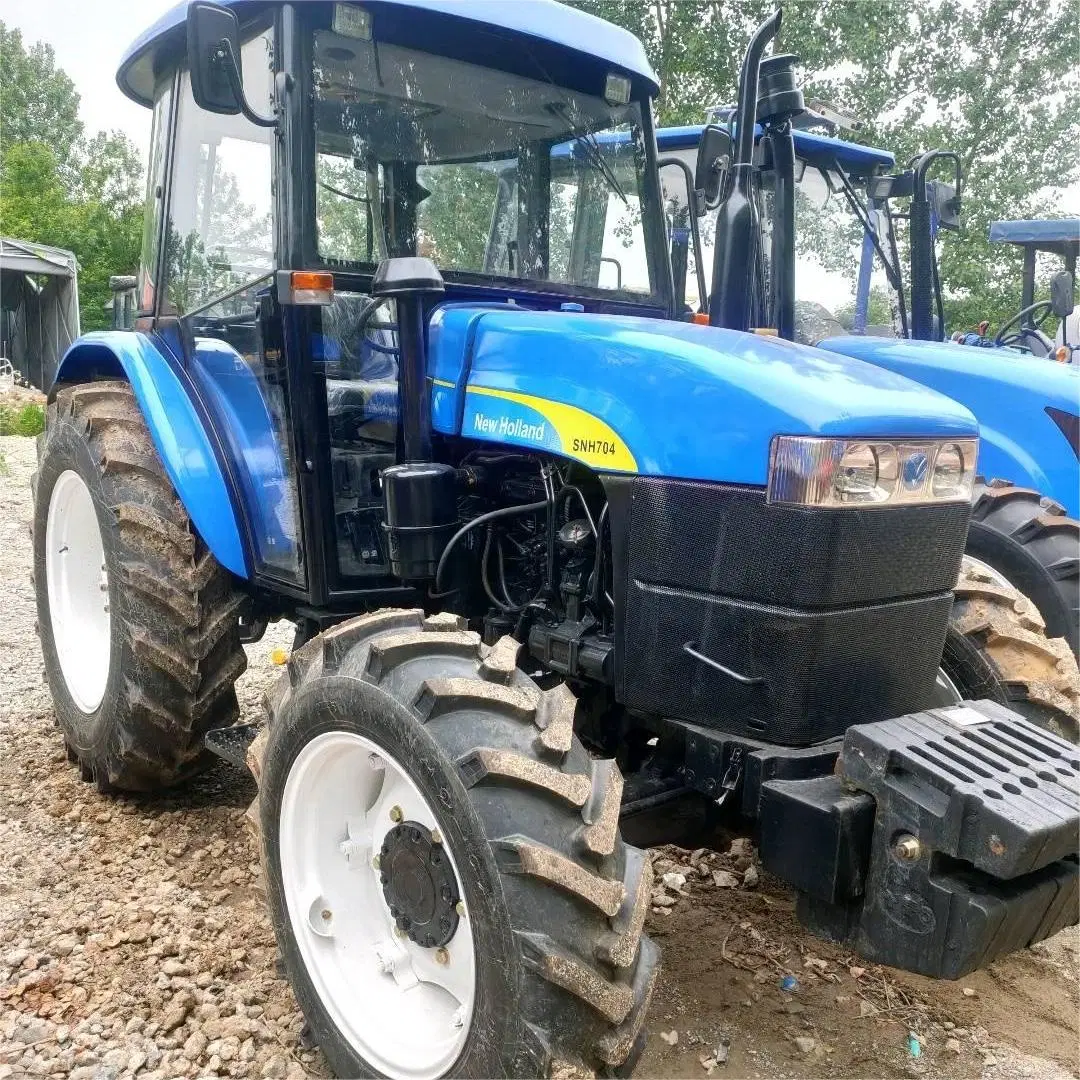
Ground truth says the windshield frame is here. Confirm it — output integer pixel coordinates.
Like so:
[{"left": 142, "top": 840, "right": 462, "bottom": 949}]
[{"left": 285, "top": 3, "right": 673, "bottom": 315}]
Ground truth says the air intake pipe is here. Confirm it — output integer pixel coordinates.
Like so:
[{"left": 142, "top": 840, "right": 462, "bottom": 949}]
[
  {"left": 709, "top": 8, "right": 783, "bottom": 331},
  {"left": 372, "top": 257, "right": 457, "bottom": 580}
]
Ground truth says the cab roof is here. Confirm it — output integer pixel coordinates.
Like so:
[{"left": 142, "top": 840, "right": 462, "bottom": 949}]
[
  {"left": 656, "top": 124, "right": 895, "bottom": 176},
  {"left": 989, "top": 219, "right": 1080, "bottom": 255},
  {"left": 117, "top": 0, "right": 659, "bottom": 107}
]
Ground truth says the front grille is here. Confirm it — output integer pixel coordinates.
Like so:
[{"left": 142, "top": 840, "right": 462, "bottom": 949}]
[{"left": 606, "top": 476, "right": 970, "bottom": 746}]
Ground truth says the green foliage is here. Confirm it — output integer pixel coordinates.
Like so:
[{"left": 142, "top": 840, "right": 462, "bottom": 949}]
[
  {"left": 0, "top": 23, "right": 82, "bottom": 169},
  {"left": 0, "top": 402, "right": 46, "bottom": 437},
  {"left": 834, "top": 286, "right": 896, "bottom": 330},
  {"left": 0, "top": 20, "right": 143, "bottom": 332},
  {"left": 568, "top": 0, "right": 1080, "bottom": 333}
]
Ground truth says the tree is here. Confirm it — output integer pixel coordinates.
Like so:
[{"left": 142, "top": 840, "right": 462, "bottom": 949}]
[
  {"left": 0, "top": 21, "right": 82, "bottom": 171},
  {"left": 0, "top": 23, "right": 145, "bottom": 332},
  {"left": 569, "top": 0, "right": 1080, "bottom": 332}
]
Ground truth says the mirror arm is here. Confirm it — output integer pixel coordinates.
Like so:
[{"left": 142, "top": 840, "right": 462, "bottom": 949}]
[{"left": 216, "top": 38, "right": 278, "bottom": 128}]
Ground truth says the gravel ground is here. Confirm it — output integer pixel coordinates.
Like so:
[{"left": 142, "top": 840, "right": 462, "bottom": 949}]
[
  {"left": 1, "top": 430, "right": 1077, "bottom": 1080},
  {"left": 0, "top": 434, "right": 307, "bottom": 1080}
]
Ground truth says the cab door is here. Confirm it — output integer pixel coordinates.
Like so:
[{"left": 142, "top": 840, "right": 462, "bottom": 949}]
[{"left": 152, "top": 18, "right": 308, "bottom": 592}]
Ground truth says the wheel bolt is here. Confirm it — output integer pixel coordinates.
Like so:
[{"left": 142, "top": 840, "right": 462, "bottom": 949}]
[
  {"left": 892, "top": 833, "right": 921, "bottom": 861},
  {"left": 430, "top": 828, "right": 443, "bottom": 845},
  {"left": 435, "top": 947, "right": 450, "bottom": 966},
  {"left": 389, "top": 805, "right": 403, "bottom": 823},
  {"left": 321, "top": 908, "right": 332, "bottom": 921}
]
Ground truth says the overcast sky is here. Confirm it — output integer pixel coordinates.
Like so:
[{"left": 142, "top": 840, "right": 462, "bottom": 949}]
[{"left": 0, "top": 0, "right": 176, "bottom": 156}]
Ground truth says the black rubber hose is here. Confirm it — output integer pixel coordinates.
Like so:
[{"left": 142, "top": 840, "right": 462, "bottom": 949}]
[{"left": 434, "top": 499, "right": 549, "bottom": 593}]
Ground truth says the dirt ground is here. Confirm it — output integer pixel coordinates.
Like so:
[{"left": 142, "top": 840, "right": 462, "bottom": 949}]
[{"left": 1, "top": 430, "right": 1077, "bottom": 1080}]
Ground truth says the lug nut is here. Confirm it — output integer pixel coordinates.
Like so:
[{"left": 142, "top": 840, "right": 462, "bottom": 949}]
[
  {"left": 372, "top": 854, "right": 381, "bottom": 870},
  {"left": 892, "top": 834, "right": 921, "bottom": 861},
  {"left": 434, "top": 947, "right": 450, "bottom": 966},
  {"left": 321, "top": 908, "right": 332, "bottom": 921},
  {"left": 430, "top": 828, "right": 443, "bottom": 845},
  {"left": 389, "top": 805, "right": 403, "bottom": 823},
  {"left": 455, "top": 901, "right": 466, "bottom": 918}
]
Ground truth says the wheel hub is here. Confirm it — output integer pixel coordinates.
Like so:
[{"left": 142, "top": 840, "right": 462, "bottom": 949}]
[{"left": 380, "top": 821, "right": 461, "bottom": 948}]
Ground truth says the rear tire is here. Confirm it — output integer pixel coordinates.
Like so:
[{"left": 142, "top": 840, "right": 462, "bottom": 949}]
[
  {"left": 967, "top": 479, "right": 1080, "bottom": 658},
  {"left": 32, "top": 380, "right": 248, "bottom": 790},
  {"left": 943, "top": 559, "right": 1080, "bottom": 741},
  {"left": 258, "top": 610, "right": 658, "bottom": 1078}
]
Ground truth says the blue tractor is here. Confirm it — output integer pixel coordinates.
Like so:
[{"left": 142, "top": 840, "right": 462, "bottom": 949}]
[{"left": 32, "top": 4, "right": 1079, "bottom": 1076}]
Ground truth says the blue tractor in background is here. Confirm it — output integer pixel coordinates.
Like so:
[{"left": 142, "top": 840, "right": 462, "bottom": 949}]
[{"left": 31, "top": 4, "right": 1079, "bottom": 1077}]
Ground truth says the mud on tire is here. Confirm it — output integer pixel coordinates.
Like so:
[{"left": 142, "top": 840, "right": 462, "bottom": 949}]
[
  {"left": 257, "top": 609, "right": 659, "bottom": 1078},
  {"left": 944, "top": 559, "right": 1080, "bottom": 741},
  {"left": 32, "top": 380, "right": 248, "bottom": 790},
  {"left": 968, "top": 479, "right": 1080, "bottom": 659}
]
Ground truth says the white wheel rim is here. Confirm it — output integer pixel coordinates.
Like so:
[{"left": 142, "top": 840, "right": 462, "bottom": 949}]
[
  {"left": 45, "top": 470, "right": 111, "bottom": 714},
  {"left": 279, "top": 731, "right": 476, "bottom": 1079}
]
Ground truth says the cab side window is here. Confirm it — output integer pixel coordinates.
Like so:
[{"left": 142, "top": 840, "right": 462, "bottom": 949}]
[{"left": 163, "top": 26, "right": 275, "bottom": 316}]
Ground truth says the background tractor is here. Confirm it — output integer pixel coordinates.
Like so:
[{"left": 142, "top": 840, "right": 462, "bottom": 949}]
[{"left": 31, "top": 3, "right": 1079, "bottom": 1077}]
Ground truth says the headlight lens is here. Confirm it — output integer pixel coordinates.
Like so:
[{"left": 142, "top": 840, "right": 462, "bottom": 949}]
[
  {"left": 768, "top": 436, "right": 978, "bottom": 508},
  {"left": 931, "top": 441, "right": 974, "bottom": 499},
  {"left": 834, "top": 442, "right": 893, "bottom": 503}
]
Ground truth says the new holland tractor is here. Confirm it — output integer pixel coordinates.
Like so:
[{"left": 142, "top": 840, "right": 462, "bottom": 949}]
[
  {"left": 32, "top": 3, "right": 1079, "bottom": 1077},
  {"left": 652, "top": 80, "right": 1080, "bottom": 706}
]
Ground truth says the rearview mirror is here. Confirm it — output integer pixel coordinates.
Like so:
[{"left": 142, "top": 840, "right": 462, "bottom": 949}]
[
  {"left": 187, "top": 2, "right": 242, "bottom": 115},
  {"left": 695, "top": 125, "right": 732, "bottom": 210},
  {"left": 1050, "top": 270, "right": 1075, "bottom": 318}
]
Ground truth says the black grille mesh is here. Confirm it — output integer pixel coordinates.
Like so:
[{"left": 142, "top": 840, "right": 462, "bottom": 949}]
[
  {"left": 625, "top": 478, "right": 970, "bottom": 608},
  {"left": 611, "top": 478, "right": 970, "bottom": 745}
]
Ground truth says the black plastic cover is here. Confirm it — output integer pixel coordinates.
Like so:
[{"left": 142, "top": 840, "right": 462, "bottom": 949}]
[
  {"left": 371, "top": 257, "right": 445, "bottom": 297},
  {"left": 605, "top": 475, "right": 970, "bottom": 745}
]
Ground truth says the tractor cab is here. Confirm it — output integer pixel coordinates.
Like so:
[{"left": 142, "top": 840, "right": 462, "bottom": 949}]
[
  {"left": 117, "top": 0, "right": 670, "bottom": 610},
  {"left": 988, "top": 219, "right": 1079, "bottom": 360}
]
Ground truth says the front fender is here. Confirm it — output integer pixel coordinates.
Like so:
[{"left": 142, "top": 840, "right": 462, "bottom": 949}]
[{"left": 54, "top": 331, "right": 249, "bottom": 578}]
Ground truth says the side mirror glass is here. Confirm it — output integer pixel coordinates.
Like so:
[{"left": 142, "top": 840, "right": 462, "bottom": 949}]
[
  {"left": 695, "top": 125, "right": 732, "bottom": 211},
  {"left": 187, "top": 1, "right": 242, "bottom": 115},
  {"left": 1050, "top": 270, "right": 1075, "bottom": 318}
]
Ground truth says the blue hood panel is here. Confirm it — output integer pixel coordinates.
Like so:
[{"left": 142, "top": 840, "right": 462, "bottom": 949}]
[
  {"left": 819, "top": 336, "right": 1080, "bottom": 516},
  {"left": 429, "top": 309, "right": 977, "bottom": 486}
]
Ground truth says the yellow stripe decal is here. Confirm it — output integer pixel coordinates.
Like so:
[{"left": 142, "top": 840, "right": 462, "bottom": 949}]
[{"left": 467, "top": 385, "right": 638, "bottom": 472}]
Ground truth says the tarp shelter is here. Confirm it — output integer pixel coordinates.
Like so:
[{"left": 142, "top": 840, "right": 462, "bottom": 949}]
[{"left": 0, "top": 238, "right": 80, "bottom": 391}]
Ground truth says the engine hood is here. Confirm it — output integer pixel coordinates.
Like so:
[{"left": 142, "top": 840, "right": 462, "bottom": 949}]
[{"left": 428, "top": 308, "right": 976, "bottom": 486}]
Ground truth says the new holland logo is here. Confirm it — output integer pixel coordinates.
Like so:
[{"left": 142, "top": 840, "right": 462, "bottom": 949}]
[{"left": 472, "top": 411, "right": 548, "bottom": 443}]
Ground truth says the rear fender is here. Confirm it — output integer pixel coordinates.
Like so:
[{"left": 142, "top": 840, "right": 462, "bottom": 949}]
[{"left": 53, "top": 331, "right": 249, "bottom": 578}]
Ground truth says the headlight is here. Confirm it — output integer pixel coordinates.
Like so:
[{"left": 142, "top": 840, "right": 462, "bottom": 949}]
[{"left": 768, "top": 436, "right": 978, "bottom": 508}]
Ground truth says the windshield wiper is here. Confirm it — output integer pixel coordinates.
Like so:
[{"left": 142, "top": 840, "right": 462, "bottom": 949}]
[{"left": 549, "top": 103, "right": 629, "bottom": 206}]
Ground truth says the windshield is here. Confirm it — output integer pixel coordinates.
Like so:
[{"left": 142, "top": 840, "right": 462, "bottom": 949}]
[{"left": 310, "top": 18, "right": 661, "bottom": 302}]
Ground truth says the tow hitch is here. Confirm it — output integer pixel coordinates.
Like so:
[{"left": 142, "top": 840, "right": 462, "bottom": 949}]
[{"left": 760, "top": 700, "right": 1079, "bottom": 978}]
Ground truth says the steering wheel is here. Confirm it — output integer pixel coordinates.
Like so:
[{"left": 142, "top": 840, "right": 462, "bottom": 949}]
[{"left": 994, "top": 300, "right": 1055, "bottom": 348}]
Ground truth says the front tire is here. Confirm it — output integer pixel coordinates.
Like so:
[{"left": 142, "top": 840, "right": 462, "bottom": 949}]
[
  {"left": 32, "top": 380, "right": 248, "bottom": 790},
  {"left": 258, "top": 610, "right": 658, "bottom": 1078}
]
